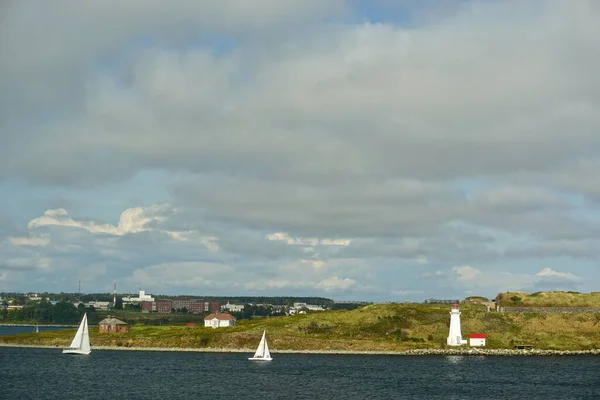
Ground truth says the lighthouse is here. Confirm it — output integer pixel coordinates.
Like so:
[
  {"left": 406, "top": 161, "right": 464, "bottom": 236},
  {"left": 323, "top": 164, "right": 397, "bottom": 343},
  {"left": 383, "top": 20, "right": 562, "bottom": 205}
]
[{"left": 447, "top": 303, "right": 467, "bottom": 346}]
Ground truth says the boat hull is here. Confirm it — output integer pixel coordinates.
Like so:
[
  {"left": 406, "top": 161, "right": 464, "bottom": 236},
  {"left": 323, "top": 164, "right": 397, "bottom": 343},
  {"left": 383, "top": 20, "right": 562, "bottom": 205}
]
[
  {"left": 248, "top": 357, "right": 272, "bottom": 361},
  {"left": 62, "top": 348, "right": 91, "bottom": 355}
]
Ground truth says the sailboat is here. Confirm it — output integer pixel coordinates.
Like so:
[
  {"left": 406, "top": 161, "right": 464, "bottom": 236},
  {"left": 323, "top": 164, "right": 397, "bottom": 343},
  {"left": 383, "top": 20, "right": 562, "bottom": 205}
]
[
  {"left": 33, "top": 324, "right": 39, "bottom": 333},
  {"left": 62, "top": 313, "right": 91, "bottom": 355},
  {"left": 248, "top": 330, "right": 272, "bottom": 361}
]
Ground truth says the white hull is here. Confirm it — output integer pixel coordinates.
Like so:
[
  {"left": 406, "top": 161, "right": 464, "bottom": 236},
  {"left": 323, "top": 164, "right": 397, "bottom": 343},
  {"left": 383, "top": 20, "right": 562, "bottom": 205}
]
[
  {"left": 62, "top": 348, "right": 91, "bottom": 355},
  {"left": 248, "top": 357, "right": 272, "bottom": 361}
]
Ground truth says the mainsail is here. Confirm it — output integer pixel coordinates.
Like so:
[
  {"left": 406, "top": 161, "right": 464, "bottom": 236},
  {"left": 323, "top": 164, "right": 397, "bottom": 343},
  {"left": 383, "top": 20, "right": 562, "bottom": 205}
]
[{"left": 68, "top": 313, "right": 90, "bottom": 352}]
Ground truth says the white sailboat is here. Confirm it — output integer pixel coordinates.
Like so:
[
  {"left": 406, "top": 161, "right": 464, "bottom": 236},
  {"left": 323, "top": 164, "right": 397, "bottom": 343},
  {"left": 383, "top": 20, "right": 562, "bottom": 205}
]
[
  {"left": 248, "top": 330, "right": 272, "bottom": 361},
  {"left": 33, "top": 324, "right": 39, "bottom": 333},
  {"left": 62, "top": 313, "right": 91, "bottom": 355}
]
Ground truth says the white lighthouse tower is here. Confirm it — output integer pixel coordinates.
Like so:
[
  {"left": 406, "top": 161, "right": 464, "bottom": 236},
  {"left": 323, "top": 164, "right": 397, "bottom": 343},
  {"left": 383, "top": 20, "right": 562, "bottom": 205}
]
[{"left": 447, "top": 303, "right": 467, "bottom": 346}]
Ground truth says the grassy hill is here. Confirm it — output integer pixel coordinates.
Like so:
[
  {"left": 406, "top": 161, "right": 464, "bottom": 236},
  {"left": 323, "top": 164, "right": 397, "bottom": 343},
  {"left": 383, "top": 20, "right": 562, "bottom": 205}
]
[
  {"left": 3, "top": 302, "right": 600, "bottom": 351},
  {"left": 497, "top": 291, "right": 600, "bottom": 308}
]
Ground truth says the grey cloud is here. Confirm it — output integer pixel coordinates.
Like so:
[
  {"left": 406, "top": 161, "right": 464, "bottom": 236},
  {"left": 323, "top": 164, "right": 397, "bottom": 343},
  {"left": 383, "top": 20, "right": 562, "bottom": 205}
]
[{"left": 2, "top": 0, "right": 600, "bottom": 188}]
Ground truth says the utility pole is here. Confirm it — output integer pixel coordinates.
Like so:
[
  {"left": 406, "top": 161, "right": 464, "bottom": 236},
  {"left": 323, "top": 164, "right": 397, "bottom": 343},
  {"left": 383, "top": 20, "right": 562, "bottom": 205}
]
[{"left": 78, "top": 280, "right": 81, "bottom": 294}]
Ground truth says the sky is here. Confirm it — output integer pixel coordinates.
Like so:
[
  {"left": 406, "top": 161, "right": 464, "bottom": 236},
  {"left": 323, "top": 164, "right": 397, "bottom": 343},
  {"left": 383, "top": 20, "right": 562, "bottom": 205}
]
[{"left": 1, "top": 0, "right": 600, "bottom": 301}]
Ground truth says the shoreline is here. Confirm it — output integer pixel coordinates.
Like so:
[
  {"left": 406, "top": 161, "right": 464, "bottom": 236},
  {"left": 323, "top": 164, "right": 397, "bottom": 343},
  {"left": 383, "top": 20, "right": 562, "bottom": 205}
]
[
  {"left": 1, "top": 343, "right": 598, "bottom": 356},
  {"left": 0, "top": 323, "right": 79, "bottom": 327}
]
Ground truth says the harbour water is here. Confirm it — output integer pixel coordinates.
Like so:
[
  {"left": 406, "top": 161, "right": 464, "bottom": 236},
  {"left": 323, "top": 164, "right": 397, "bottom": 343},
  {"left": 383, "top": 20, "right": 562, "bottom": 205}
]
[
  {"left": 1, "top": 347, "right": 599, "bottom": 399},
  {"left": 0, "top": 325, "right": 72, "bottom": 336}
]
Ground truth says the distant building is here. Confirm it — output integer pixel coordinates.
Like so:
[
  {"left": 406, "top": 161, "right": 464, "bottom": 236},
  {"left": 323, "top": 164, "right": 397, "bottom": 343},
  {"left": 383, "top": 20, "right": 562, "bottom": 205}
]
[
  {"left": 222, "top": 302, "right": 245, "bottom": 313},
  {"left": 142, "top": 298, "right": 220, "bottom": 314},
  {"left": 204, "top": 313, "right": 236, "bottom": 328},
  {"left": 469, "top": 334, "right": 486, "bottom": 347},
  {"left": 98, "top": 317, "right": 130, "bottom": 333},
  {"left": 122, "top": 290, "right": 155, "bottom": 304},
  {"left": 28, "top": 293, "right": 43, "bottom": 301},
  {"left": 424, "top": 298, "right": 460, "bottom": 304},
  {"left": 75, "top": 301, "right": 110, "bottom": 311},
  {"left": 141, "top": 301, "right": 156, "bottom": 313},
  {"left": 156, "top": 299, "right": 173, "bottom": 313},
  {"left": 289, "top": 303, "right": 326, "bottom": 314}
]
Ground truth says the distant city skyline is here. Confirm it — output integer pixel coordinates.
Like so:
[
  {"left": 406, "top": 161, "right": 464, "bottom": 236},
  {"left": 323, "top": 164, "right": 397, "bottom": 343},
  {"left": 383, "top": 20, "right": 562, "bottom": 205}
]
[{"left": 2, "top": 1, "right": 599, "bottom": 301}]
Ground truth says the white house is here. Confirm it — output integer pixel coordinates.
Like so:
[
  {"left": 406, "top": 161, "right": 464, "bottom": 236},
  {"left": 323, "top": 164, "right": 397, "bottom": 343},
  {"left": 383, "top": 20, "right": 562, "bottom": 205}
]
[
  {"left": 469, "top": 334, "right": 486, "bottom": 347},
  {"left": 222, "top": 302, "right": 245, "bottom": 312},
  {"left": 204, "top": 313, "right": 236, "bottom": 328}
]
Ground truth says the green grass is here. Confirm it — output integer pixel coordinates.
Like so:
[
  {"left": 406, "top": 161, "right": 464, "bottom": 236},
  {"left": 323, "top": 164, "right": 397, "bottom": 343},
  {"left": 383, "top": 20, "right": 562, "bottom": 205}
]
[
  {"left": 3, "top": 303, "right": 600, "bottom": 351},
  {"left": 497, "top": 291, "right": 600, "bottom": 307}
]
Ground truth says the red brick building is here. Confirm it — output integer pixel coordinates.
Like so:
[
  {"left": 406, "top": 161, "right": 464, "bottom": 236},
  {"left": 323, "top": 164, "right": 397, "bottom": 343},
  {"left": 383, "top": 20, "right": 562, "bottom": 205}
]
[
  {"left": 155, "top": 299, "right": 173, "bottom": 313},
  {"left": 98, "top": 317, "right": 130, "bottom": 333},
  {"left": 141, "top": 298, "right": 221, "bottom": 314}
]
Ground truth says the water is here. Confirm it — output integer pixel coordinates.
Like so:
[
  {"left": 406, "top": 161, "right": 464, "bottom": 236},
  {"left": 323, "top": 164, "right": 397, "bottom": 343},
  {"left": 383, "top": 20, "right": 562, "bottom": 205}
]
[
  {"left": 0, "top": 326, "right": 71, "bottom": 336},
  {"left": 1, "top": 348, "right": 599, "bottom": 400}
]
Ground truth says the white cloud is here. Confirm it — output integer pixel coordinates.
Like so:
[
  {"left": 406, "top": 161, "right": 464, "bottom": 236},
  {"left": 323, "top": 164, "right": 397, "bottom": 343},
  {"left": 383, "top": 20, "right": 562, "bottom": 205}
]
[
  {"left": 536, "top": 267, "right": 581, "bottom": 281},
  {"left": 28, "top": 205, "right": 170, "bottom": 236},
  {"left": 266, "top": 232, "right": 351, "bottom": 247},
  {"left": 317, "top": 276, "right": 357, "bottom": 291},
  {"left": 452, "top": 266, "right": 482, "bottom": 282},
  {"left": 8, "top": 236, "right": 50, "bottom": 247}
]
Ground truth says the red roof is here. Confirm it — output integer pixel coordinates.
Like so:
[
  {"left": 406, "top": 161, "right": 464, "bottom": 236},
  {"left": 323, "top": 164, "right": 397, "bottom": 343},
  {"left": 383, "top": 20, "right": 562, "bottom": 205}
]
[
  {"left": 204, "top": 313, "right": 235, "bottom": 321},
  {"left": 469, "top": 334, "right": 486, "bottom": 339}
]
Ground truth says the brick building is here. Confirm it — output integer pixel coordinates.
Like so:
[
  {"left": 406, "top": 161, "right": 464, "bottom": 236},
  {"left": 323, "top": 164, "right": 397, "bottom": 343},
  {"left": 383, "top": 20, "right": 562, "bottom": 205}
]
[
  {"left": 156, "top": 299, "right": 173, "bottom": 313},
  {"left": 145, "top": 298, "right": 220, "bottom": 314},
  {"left": 98, "top": 317, "right": 130, "bottom": 333}
]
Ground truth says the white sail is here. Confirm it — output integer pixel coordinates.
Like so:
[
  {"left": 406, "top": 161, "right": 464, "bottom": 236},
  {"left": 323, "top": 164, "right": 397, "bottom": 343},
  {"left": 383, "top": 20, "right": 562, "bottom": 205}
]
[
  {"left": 80, "top": 314, "right": 91, "bottom": 352},
  {"left": 63, "top": 313, "right": 91, "bottom": 355},
  {"left": 249, "top": 330, "right": 272, "bottom": 361},
  {"left": 263, "top": 334, "right": 271, "bottom": 359},
  {"left": 253, "top": 331, "right": 266, "bottom": 358}
]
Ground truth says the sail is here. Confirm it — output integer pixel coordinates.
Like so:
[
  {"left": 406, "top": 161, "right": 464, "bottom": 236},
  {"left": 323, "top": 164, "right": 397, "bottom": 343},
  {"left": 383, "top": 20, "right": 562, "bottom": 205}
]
[
  {"left": 69, "top": 314, "right": 88, "bottom": 350},
  {"left": 80, "top": 314, "right": 91, "bottom": 352},
  {"left": 253, "top": 331, "right": 266, "bottom": 358},
  {"left": 263, "top": 334, "right": 271, "bottom": 359}
]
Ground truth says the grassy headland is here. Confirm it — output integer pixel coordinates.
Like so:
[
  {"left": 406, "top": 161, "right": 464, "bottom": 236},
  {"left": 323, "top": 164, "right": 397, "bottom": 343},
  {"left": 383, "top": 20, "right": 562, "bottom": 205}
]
[
  {"left": 2, "top": 300, "right": 600, "bottom": 352},
  {"left": 497, "top": 291, "right": 600, "bottom": 308}
]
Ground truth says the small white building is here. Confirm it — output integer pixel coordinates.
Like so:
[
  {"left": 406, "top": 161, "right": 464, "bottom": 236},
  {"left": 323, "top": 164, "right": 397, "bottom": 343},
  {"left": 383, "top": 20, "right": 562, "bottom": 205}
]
[
  {"left": 222, "top": 302, "right": 245, "bottom": 312},
  {"left": 28, "top": 293, "right": 43, "bottom": 301},
  {"left": 204, "top": 313, "right": 236, "bottom": 328},
  {"left": 469, "top": 334, "right": 486, "bottom": 347}
]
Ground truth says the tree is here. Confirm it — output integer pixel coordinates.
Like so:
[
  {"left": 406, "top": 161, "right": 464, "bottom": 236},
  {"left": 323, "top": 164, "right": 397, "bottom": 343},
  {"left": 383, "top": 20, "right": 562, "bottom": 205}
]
[
  {"left": 114, "top": 297, "right": 123, "bottom": 310},
  {"left": 53, "top": 301, "right": 79, "bottom": 324}
]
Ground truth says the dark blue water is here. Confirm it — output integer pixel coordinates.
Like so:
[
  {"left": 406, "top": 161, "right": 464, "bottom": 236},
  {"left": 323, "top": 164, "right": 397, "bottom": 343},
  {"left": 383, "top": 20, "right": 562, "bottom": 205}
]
[
  {"left": 1, "top": 348, "right": 599, "bottom": 400},
  {"left": 0, "top": 326, "right": 71, "bottom": 336}
]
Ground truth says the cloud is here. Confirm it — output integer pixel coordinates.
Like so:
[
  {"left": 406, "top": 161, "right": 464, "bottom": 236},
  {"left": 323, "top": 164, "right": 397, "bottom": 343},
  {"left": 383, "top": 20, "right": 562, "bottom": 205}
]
[
  {"left": 28, "top": 205, "right": 171, "bottom": 236},
  {"left": 536, "top": 267, "right": 580, "bottom": 281},
  {"left": 7, "top": 236, "right": 50, "bottom": 247},
  {"left": 452, "top": 266, "right": 483, "bottom": 282},
  {"left": 1, "top": 0, "right": 600, "bottom": 298},
  {"left": 317, "top": 276, "right": 357, "bottom": 291}
]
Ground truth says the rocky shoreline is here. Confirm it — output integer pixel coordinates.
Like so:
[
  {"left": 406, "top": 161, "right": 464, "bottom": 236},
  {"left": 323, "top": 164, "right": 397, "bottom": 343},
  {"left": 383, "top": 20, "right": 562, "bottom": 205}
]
[{"left": 1, "top": 343, "right": 598, "bottom": 356}]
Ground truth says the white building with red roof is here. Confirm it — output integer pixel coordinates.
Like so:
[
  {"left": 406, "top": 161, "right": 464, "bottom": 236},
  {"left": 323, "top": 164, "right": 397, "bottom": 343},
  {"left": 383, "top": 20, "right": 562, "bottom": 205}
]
[
  {"left": 469, "top": 334, "right": 486, "bottom": 347},
  {"left": 204, "top": 313, "right": 236, "bottom": 328}
]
